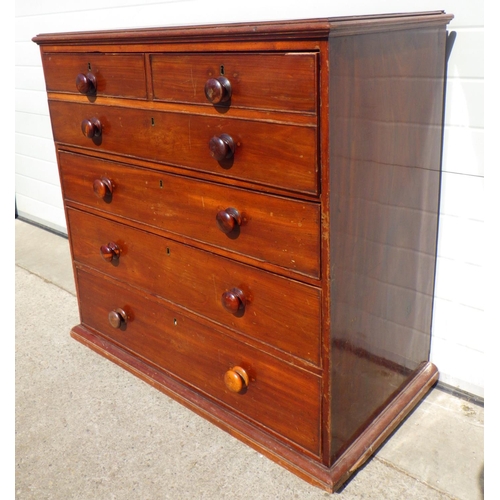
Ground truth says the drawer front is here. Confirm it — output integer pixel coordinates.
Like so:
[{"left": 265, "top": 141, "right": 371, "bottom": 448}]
[
  {"left": 151, "top": 52, "right": 317, "bottom": 113},
  {"left": 42, "top": 53, "right": 147, "bottom": 99},
  {"left": 60, "top": 151, "right": 321, "bottom": 278},
  {"left": 68, "top": 208, "right": 321, "bottom": 366},
  {"left": 49, "top": 100, "right": 318, "bottom": 195},
  {"left": 76, "top": 267, "right": 321, "bottom": 454}
]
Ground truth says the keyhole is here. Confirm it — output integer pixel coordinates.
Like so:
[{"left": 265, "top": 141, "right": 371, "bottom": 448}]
[
  {"left": 220, "top": 65, "right": 225, "bottom": 75},
  {"left": 151, "top": 117, "right": 155, "bottom": 126},
  {"left": 166, "top": 247, "right": 170, "bottom": 255},
  {"left": 159, "top": 180, "right": 163, "bottom": 188},
  {"left": 88, "top": 62, "right": 92, "bottom": 71},
  {"left": 173, "top": 318, "right": 177, "bottom": 326}
]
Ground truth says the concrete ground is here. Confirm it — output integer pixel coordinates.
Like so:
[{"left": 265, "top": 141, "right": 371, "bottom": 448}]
[{"left": 15, "top": 218, "right": 484, "bottom": 500}]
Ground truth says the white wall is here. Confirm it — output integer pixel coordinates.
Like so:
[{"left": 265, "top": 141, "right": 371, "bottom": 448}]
[
  {"left": 15, "top": 0, "right": 485, "bottom": 398},
  {"left": 428, "top": 1, "right": 485, "bottom": 398}
]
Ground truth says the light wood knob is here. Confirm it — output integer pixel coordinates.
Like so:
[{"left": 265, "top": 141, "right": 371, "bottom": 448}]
[{"left": 224, "top": 366, "right": 249, "bottom": 393}]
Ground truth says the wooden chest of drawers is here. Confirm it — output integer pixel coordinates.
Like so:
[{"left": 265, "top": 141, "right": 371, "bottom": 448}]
[{"left": 34, "top": 11, "right": 453, "bottom": 492}]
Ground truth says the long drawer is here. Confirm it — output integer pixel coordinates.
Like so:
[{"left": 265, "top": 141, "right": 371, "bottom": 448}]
[
  {"left": 150, "top": 52, "right": 317, "bottom": 113},
  {"left": 48, "top": 100, "right": 318, "bottom": 195},
  {"left": 59, "top": 151, "right": 321, "bottom": 278},
  {"left": 68, "top": 208, "right": 321, "bottom": 366},
  {"left": 41, "top": 53, "right": 148, "bottom": 99},
  {"left": 76, "top": 267, "right": 321, "bottom": 455}
]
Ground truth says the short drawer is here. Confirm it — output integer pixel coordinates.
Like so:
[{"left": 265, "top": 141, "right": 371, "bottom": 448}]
[
  {"left": 150, "top": 52, "right": 317, "bottom": 113},
  {"left": 49, "top": 100, "right": 318, "bottom": 195},
  {"left": 60, "top": 151, "right": 321, "bottom": 279},
  {"left": 68, "top": 208, "right": 321, "bottom": 366},
  {"left": 76, "top": 267, "right": 321, "bottom": 455},
  {"left": 41, "top": 53, "right": 147, "bottom": 99}
]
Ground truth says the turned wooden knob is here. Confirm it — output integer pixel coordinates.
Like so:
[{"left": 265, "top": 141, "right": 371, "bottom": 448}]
[
  {"left": 100, "top": 242, "right": 121, "bottom": 262},
  {"left": 204, "top": 76, "right": 232, "bottom": 104},
  {"left": 224, "top": 366, "right": 249, "bottom": 393},
  {"left": 216, "top": 208, "right": 241, "bottom": 234},
  {"left": 209, "top": 134, "right": 235, "bottom": 161},
  {"left": 221, "top": 288, "right": 246, "bottom": 314},
  {"left": 93, "top": 177, "right": 114, "bottom": 199},
  {"left": 108, "top": 308, "right": 128, "bottom": 329},
  {"left": 75, "top": 72, "right": 97, "bottom": 95},
  {"left": 81, "top": 117, "right": 102, "bottom": 138}
]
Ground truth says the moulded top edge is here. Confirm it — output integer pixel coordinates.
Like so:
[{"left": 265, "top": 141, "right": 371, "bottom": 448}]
[{"left": 32, "top": 11, "right": 454, "bottom": 46}]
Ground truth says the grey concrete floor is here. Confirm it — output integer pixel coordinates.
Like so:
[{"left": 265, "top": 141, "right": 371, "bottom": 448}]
[{"left": 15, "top": 218, "right": 484, "bottom": 499}]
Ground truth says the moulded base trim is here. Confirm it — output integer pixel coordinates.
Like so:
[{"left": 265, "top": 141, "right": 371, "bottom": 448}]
[{"left": 71, "top": 324, "right": 438, "bottom": 492}]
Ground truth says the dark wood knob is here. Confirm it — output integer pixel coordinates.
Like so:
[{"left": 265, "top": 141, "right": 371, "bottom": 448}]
[
  {"left": 209, "top": 134, "right": 235, "bottom": 161},
  {"left": 204, "top": 76, "right": 232, "bottom": 104},
  {"left": 75, "top": 72, "right": 97, "bottom": 95},
  {"left": 93, "top": 177, "right": 114, "bottom": 199},
  {"left": 221, "top": 288, "right": 246, "bottom": 314},
  {"left": 216, "top": 208, "right": 241, "bottom": 234},
  {"left": 100, "top": 242, "right": 121, "bottom": 262},
  {"left": 224, "top": 366, "right": 249, "bottom": 393},
  {"left": 81, "top": 117, "right": 102, "bottom": 138},
  {"left": 108, "top": 308, "right": 128, "bottom": 329}
]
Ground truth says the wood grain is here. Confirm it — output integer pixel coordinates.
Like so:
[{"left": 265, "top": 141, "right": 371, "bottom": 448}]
[
  {"left": 34, "top": 13, "right": 453, "bottom": 492},
  {"left": 76, "top": 267, "right": 322, "bottom": 455},
  {"left": 151, "top": 52, "right": 317, "bottom": 113},
  {"left": 59, "top": 151, "right": 321, "bottom": 278},
  {"left": 42, "top": 53, "right": 147, "bottom": 99},
  {"left": 67, "top": 208, "right": 322, "bottom": 366},
  {"left": 49, "top": 100, "right": 318, "bottom": 194},
  {"left": 327, "top": 26, "right": 448, "bottom": 461}
]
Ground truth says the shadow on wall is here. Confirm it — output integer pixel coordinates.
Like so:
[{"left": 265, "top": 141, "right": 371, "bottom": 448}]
[{"left": 478, "top": 463, "right": 484, "bottom": 498}]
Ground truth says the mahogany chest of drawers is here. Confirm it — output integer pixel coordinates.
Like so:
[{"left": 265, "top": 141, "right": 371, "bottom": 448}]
[{"left": 34, "top": 11, "right": 453, "bottom": 492}]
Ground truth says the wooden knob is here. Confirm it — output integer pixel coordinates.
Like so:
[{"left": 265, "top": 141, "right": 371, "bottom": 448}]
[
  {"left": 224, "top": 366, "right": 249, "bottom": 393},
  {"left": 93, "top": 177, "right": 114, "bottom": 199},
  {"left": 100, "top": 242, "right": 121, "bottom": 262},
  {"left": 75, "top": 72, "right": 97, "bottom": 95},
  {"left": 108, "top": 308, "right": 128, "bottom": 329},
  {"left": 216, "top": 208, "right": 241, "bottom": 234},
  {"left": 204, "top": 76, "right": 232, "bottom": 104},
  {"left": 81, "top": 117, "right": 102, "bottom": 138},
  {"left": 209, "top": 134, "right": 235, "bottom": 161},
  {"left": 222, "top": 288, "right": 246, "bottom": 314}
]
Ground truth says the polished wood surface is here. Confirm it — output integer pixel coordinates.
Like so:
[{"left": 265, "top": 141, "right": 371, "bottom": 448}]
[
  {"left": 150, "top": 52, "right": 317, "bottom": 112},
  {"left": 59, "top": 151, "right": 321, "bottom": 278},
  {"left": 67, "top": 208, "right": 322, "bottom": 365},
  {"left": 35, "top": 12, "right": 453, "bottom": 492},
  {"left": 327, "top": 26, "right": 448, "bottom": 461},
  {"left": 75, "top": 72, "right": 97, "bottom": 95},
  {"left": 48, "top": 100, "right": 318, "bottom": 194},
  {"left": 32, "top": 12, "right": 452, "bottom": 45},
  {"left": 41, "top": 53, "right": 148, "bottom": 98},
  {"left": 77, "top": 267, "right": 322, "bottom": 454}
]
